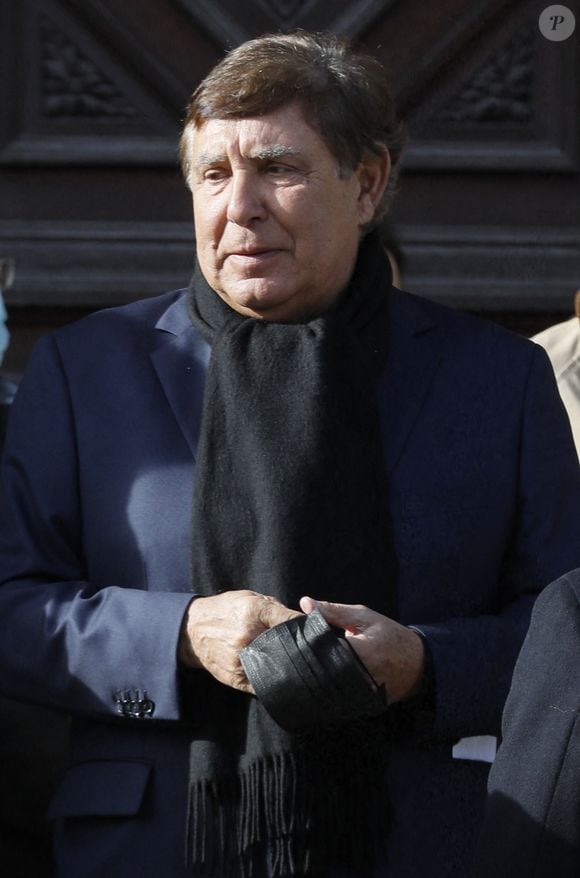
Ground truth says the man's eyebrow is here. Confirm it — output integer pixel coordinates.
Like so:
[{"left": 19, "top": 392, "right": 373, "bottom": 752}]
[
  {"left": 248, "top": 145, "right": 301, "bottom": 162},
  {"left": 194, "top": 153, "right": 227, "bottom": 171},
  {"left": 194, "top": 145, "right": 301, "bottom": 170}
]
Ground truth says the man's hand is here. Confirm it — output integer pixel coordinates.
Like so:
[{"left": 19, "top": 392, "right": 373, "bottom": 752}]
[
  {"left": 179, "top": 590, "right": 302, "bottom": 693},
  {"left": 299, "top": 596, "right": 426, "bottom": 705}
]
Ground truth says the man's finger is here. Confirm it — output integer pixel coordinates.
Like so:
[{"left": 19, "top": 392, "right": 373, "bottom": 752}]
[
  {"left": 306, "top": 598, "right": 369, "bottom": 633},
  {"left": 256, "top": 597, "right": 303, "bottom": 629},
  {"left": 299, "top": 596, "right": 317, "bottom": 614}
]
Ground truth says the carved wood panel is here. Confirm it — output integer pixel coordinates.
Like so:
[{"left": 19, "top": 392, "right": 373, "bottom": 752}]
[{"left": 1, "top": 0, "right": 579, "bottom": 376}]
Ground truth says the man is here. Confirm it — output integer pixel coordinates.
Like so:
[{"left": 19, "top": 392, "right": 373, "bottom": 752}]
[
  {"left": 533, "top": 290, "right": 580, "bottom": 457},
  {"left": 473, "top": 567, "right": 580, "bottom": 878},
  {"left": 0, "top": 257, "right": 15, "bottom": 442},
  {"left": 0, "top": 31, "right": 579, "bottom": 878},
  {"left": 0, "top": 258, "right": 67, "bottom": 878}
]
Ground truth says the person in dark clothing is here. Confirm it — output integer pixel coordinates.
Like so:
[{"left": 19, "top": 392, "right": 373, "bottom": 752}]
[{"left": 474, "top": 568, "right": 580, "bottom": 878}]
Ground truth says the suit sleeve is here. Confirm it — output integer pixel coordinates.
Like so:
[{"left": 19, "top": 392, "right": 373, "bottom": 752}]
[
  {"left": 414, "top": 346, "right": 580, "bottom": 741},
  {"left": 473, "top": 570, "right": 580, "bottom": 877},
  {"left": 0, "top": 334, "right": 193, "bottom": 721}
]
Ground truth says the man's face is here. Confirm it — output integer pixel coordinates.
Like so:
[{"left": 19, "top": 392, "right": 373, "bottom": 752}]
[{"left": 189, "top": 103, "right": 386, "bottom": 322}]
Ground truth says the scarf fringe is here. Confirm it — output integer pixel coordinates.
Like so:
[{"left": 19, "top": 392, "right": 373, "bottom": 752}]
[{"left": 186, "top": 744, "right": 387, "bottom": 877}]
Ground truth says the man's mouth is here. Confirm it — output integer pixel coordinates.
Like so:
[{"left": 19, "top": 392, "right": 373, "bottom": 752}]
[{"left": 229, "top": 248, "right": 280, "bottom": 257}]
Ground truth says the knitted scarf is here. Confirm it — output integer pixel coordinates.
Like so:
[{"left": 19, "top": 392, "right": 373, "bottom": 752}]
[{"left": 186, "top": 231, "right": 397, "bottom": 877}]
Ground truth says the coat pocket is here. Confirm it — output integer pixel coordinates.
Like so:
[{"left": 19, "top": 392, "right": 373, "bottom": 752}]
[{"left": 48, "top": 759, "right": 152, "bottom": 820}]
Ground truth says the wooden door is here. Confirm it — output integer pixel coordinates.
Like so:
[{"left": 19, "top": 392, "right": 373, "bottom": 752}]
[{"left": 1, "top": 0, "right": 578, "bottom": 375}]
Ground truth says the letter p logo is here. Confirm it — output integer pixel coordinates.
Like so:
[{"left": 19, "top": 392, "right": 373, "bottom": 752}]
[{"left": 539, "top": 5, "right": 576, "bottom": 40}]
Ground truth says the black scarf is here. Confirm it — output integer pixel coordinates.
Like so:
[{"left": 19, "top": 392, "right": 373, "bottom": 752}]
[{"left": 186, "top": 231, "right": 398, "bottom": 877}]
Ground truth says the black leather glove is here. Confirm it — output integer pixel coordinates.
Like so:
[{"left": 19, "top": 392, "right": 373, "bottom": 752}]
[{"left": 240, "top": 608, "right": 387, "bottom": 731}]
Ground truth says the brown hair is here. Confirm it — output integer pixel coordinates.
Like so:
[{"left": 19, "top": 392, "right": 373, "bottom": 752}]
[{"left": 180, "top": 31, "right": 405, "bottom": 222}]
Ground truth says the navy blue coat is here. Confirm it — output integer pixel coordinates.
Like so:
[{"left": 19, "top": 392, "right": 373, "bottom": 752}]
[{"left": 0, "top": 286, "right": 579, "bottom": 877}]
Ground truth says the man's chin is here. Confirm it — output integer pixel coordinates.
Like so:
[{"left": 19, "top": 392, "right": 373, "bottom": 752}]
[{"left": 217, "top": 285, "right": 297, "bottom": 321}]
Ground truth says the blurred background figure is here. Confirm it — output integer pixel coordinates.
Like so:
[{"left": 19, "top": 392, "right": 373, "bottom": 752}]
[
  {"left": 533, "top": 291, "right": 580, "bottom": 457},
  {"left": 378, "top": 221, "right": 405, "bottom": 289},
  {"left": 0, "top": 259, "right": 12, "bottom": 358},
  {"left": 0, "top": 258, "right": 68, "bottom": 878},
  {"left": 473, "top": 567, "right": 580, "bottom": 878},
  {"left": 0, "top": 259, "right": 16, "bottom": 447}
]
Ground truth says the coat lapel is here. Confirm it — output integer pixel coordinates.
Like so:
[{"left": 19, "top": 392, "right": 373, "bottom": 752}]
[
  {"left": 378, "top": 289, "right": 443, "bottom": 473},
  {"left": 150, "top": 293, "right": 209, "bottom": 459}
]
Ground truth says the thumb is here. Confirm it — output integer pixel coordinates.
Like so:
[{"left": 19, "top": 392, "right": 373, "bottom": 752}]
[
  {"left": 299, "top": 596, "right": 318, "bottom": 614},
  {"left": 306, "top": 598, "right": 367, "bottom": 634},
  {"left": 257, "top": 598, "right": 303, "bottom": 630}
]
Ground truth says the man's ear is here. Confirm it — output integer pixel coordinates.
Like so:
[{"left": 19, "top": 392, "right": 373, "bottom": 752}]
[{"left": 356, "top": 149, "right": 391, "bottom": 226}]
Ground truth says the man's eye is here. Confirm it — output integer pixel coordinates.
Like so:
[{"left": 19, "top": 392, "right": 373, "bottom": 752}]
[
  {"left": 265, "top": 163, "right": 294, "bottom": 176},
  {"left": 203, "top": 168, "right": 228, "bottom": 182}
]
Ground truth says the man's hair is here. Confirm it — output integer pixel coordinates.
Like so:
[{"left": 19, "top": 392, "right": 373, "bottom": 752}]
[{"left": 180, "top": 31, "right": 405, "bottom": 223}]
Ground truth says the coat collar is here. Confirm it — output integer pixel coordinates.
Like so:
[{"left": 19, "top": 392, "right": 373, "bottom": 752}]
[
  {"left": 150, "top": 287, "right": 442, "bottom": 470},
  {"left": 150, "top": 293, "right": 209, "bottom": 458}
]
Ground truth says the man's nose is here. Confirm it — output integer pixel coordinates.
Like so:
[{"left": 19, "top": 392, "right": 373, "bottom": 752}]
[{"left": 226, "top": 171, "right": 267, "bottom": 226}]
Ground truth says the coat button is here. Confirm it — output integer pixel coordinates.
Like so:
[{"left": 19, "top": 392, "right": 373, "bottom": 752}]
[
  {"left": 112, "top": 688, "right": 155, "bottom": 718},
  {"left": 138, "top": 692, "right": 155, "bottom": 718}
]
